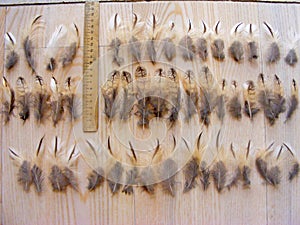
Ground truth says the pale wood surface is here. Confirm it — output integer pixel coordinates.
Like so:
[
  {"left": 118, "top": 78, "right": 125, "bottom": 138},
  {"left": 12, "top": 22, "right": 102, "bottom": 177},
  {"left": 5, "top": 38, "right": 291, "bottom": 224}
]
[{"left": 1, "top": 2, "right": 300, "bottom": 225}]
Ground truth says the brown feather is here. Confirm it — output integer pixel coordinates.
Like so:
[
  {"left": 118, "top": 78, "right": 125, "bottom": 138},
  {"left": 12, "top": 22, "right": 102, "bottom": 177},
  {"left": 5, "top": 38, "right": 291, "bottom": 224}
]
[
  {"left": 16, "top": 77, "right": 31, "bottom": 122},
  {"left": 1, "top": 77, "right": 15, "bottom": 124},
  {"left": 18, "top": 160, "right": 33, "bottom": 192},
  {"left": 122, "top": 167, "right": 139, "bottom": 195},
  {"left": 31, "top": 164, "right": 43, "bottom": 193},
  {"left": 266, "top": 165, "right": 281, "bottom": 186},
  {"left": 107, "top": 161, "right": 124, "bottom": 194},
  {"left": 183, "top": 157, "right": 200, "bottom": 193},
  {"left": 211, "top": 39, "right": 225, "bottom": 61},
  {"left": 162, "top": 37, "right": 176, "bottom": 61},
  {"left": 289, "top": 162, "right": 299, "bottom": 181},
  {"left": 179, "top": 35, "right": 195, "bottom": 61},
  {"left": 199, "top": 161, "right": 210, "bottom": 191},
  {"left": 248, "top": 41, "right": 259, "bottom": 61},
  {"left": 49, "top": 165, "right": 68, "bottom": 192},
  {"left": 87, "top": 168, "right": 105, "bottom": 191},
  {"left": 32, "top": 76, "right": 50, "bottom": 123},
  {"left": 62, "top": 24, "right": 79, "bottom": 67},
  {"left": 229, "top": 40, "right": 244, "bottom": 62},
  {"left": 139, "top": 167, "right": 156, "bottom": 194},
  {"left": 63, "top": 167, "right": 78, "bottom": 191},
  {"left": 286, "top": 80, "right": 298, "bottom": 122},
  {"left": 196, "top": 37, "right": 208, "bottom": 61},
  {"left": 242, "top": 165, "right": 251, "bottom": 187},
  {"left": 160, "top": 158, "right": 177, "bottom": 196},
  {"left": 243, "top": 80, "right": 259, "bottom": 119},
  {"left": 212, "top": 161, "right": 227, "bottom": 192}
]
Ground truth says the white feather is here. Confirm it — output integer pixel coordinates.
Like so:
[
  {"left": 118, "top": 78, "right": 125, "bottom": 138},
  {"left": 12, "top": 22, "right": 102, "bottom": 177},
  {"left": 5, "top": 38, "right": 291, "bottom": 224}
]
[
  {"left": 230, "top": 22, "right": 245, "bottom": 36},
  {"left": 47, "top": 24, "right": 67, "bottom": 48},
  {"left": 50, "top": 77, "right": 58, "bottom": 93},
  {"left": 263, "top": 21, "right": 280, "bottom": 41},
  {"left": 109, "top": 13, "right": 121, "bottom": 31},
  {"left": 5, "top": 32, "right": 16, "bottom": 47}
]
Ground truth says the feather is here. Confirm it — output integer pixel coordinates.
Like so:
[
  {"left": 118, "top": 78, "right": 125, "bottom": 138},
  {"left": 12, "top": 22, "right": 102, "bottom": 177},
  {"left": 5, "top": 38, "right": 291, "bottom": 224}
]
[
  {"left": 46, "top": 25, "right": 67, "bottom": 71},
  {"left": 183, "top": 157, "right": 200, "bottom": 193},
  {"left": 166, "top": 68, "right": 181, "bottom": 126},
  {"left": 64, "top": 76, "right": 80, "bottom": 121},
  {"left": 119, "top": 71, "right": 134, "bottom": 120},
  {"left": 211, "top": 21, "right": 225, "bottom": 61},
  {"left": 227, "top": 81, "right": 242, "bottom": 120},
  {"left": 285, "top": 79, "right": 298, "bottom": 122},
  {"left": 122, "top": 167, "right": 139, "bottom": 195},
  {"left": 199, "top": 66, "right": 217, "bottom": 126},
  {"left": 289, "top": 162, "right": 299, "bottom": 181},
  {"left": 107, "top": 162, "right": 124, "bottom": 194},
  {"left": 245, "top": 24, "right": 259, "bottom": 61},
  {"left": 228, "top": 22, "right": 244, "bottom": 62},
  {"left": 160, "top": 158, "right": 177, "bottom": 196},
  {"left": 16, "top": 77, "right": 31, "bottom": 122},
  {"left": 263, "top": 22, "right": 280, "bottom": 64},
  {"left": 146, "top": 14, "right": 162, "bottom": 64},
  {"left": 31, "top": 164, "right": 43, "bottom": 193},
  {"left": 139, "top": 167, "right": 156, "bottom": 194},
  {"left": 63, "top": 167, "right": 78, "bottom": 191},
  {"left": 255, "top": 157, "right": 268, "bottom": 183},
  {"left": 199, "top": 161, "right": 210, "bottom": 191},
  {"left": 108, "top": 14, "right": 124, "bottom": 66},
  {"left": 226, "top": 167, "right": 241, "bottom": 190},
  {"left": 32, "top": 76, "right": 50, "bottom": 124},
  {"left": 182, "top": 70, "right": 199, "bottom": 121},
  {"left": 178, "top": 20, "right": 195, "bottom": 61},
  {"left": 215, "top": 79, "right": 226, "bottom": 122},
  {"left": 49, "top": 165, "right": 68, "bottom": 191},
  {"left": 162, "top": 21, "right": 176, "bottom": 61},
  {"left": 1, "top": 77, "right": 15, "bottom": 124},
  {"left": 266, "top": 165, "right": 281, "bottom": 186},
  {"left": 61, "top": 23, "right": 80, "bottom": 67},
  {"left": 101, "top": 70, "right": 120, "bottom": 120},
  {"left": 257, "top": 74, "right": 285, "bottom": 125},
  {"left": 5, "top": 32, "right": 19, "bottom": 70},
  {"left": 195, "top": 21, "right": 208, "bottom": 61},
  {"left": 23, "top": 15, "right": 43, "bottom": 73},
  {"left": 18, "top": 160, "right": 33, "bottom": 192},
  {"left": 242, "top": 165, "right": 251, "bottom": 187},
  {"left": 50, "top": 77, "right": 64, "bottom": 126},
  {"left": 243, "top": 80, "right": 259, "bottom": 119},
  {"left": 211, "top": 161, "right": 227, "bottom": 192},
  {"left": 127, "top": 14, "right": 143, "bottom": 62},
  {"left": 285, "top": 49, "right": 298, "bottom": 66},
  {"left": 87, "top": 168, "right": 105, "bottom": 191}
]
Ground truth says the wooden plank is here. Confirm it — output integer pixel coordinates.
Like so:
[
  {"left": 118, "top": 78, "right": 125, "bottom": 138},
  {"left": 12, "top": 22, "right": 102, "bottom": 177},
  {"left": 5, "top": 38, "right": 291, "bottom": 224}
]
[
  {"left": 0, "top": 7, "right": 6, "bottom": 225},
  {"left": 1, "top": 2, "right": 300, "bottom": 225}
]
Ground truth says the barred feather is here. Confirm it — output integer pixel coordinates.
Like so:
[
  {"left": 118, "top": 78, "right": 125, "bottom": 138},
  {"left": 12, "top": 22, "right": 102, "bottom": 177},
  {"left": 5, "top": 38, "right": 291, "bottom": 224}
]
[
  {"left": 61, "top": 23, "right": 80, "bottom": 67},
  {"left": 16, "top": 77, "right": 31, "bottom": 122},
  {"left": 160, "top": 158, "right": 177, "bottom": 196},
  {"left": 23, "top": 15, "right": 43, "bottom": 73},
  {"left": 5, "top": 32, "right": 19, "bottom": 70},
  {"left": 32, "top": 76, "right": 50, "bottom": 124},
  {"left": 1, "top": 77, "right": 15, "bottom": 124},
  {"left": 49, "top": 165, "right": 68, "bottom": 191}
]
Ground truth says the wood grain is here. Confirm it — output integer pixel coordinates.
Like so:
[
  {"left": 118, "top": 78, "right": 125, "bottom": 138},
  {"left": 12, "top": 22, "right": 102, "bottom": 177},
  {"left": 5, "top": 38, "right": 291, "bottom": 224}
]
[{"left": 1, "top": 2, "right": 300, "bottom": 225}]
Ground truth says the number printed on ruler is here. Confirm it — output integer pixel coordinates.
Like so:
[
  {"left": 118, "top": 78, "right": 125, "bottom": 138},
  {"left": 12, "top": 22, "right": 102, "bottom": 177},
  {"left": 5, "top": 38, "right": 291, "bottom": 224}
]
[{"left": 83, "top": 1, "right": 99, "bottom": 132}]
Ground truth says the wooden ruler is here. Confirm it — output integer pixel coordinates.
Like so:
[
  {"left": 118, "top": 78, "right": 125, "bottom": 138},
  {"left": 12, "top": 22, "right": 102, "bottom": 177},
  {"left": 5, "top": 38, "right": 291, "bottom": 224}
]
[{"left": 83, "top": 1, "right": 99, "bottom": 132}]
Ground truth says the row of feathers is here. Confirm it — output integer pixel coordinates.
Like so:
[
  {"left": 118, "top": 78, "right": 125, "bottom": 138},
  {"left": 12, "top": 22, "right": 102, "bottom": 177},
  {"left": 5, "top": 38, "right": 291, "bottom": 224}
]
[
  {"left": 8, "top": 132, "right": 299, "bottom": 196},
  {"left": 107, "top": 14, "right": 299, "bottom": 66},
  {"left": 5, "top": 15, "right": 80, "bottom": 73},
  {"left": 102, "top": 65, "right": 298, "bottom": 128},
  {"left": 0, "top": 75, "right": 80, "bottom": 126}
]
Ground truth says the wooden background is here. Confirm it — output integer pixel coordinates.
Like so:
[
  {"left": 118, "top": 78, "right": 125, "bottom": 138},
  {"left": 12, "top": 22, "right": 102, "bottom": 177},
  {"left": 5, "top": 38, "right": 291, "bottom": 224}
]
[{"left": 1, "top": 1, "right": 300, "bottom": 225}]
